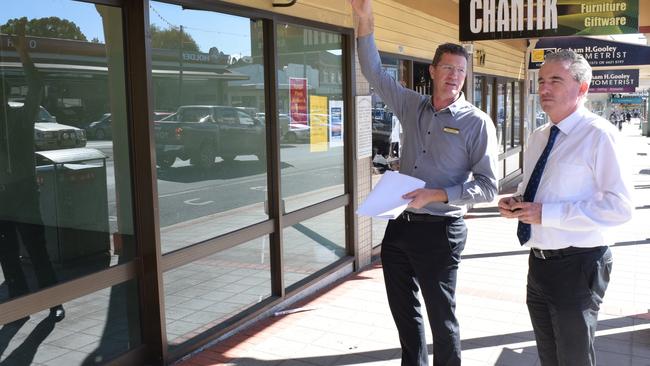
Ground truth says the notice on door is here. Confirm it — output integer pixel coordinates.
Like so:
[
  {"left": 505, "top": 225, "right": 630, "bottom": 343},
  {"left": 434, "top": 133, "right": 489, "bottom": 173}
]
[{"left": 356, "top": 95, "right": 372, "bottom": 159}]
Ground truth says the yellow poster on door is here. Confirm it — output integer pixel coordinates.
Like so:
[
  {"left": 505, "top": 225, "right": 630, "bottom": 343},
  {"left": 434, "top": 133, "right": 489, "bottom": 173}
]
[{"left": 310, "top": 95, "right": 328, "bottom": 152}]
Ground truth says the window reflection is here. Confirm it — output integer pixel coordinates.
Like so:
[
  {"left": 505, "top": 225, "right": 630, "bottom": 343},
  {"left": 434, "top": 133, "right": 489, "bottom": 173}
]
[
  {"left": 473, "top": 76, "right": 483, "bottom": 110},
  {"left": 496, "top": 83, "right": 505, "bottom": 153},
  {"left": 505, "top": 83, "right": 512, "bottom": 149},
  {"left": 164, "top": 237, "right": 271, "bottom": 347},
  {"left": 276, "top": 24, "right": 345, "bottom": 213},
  {"left": 283, "top": 208, "right": 346, "bottom": 288},
  {"left": 0, "top": 0, "right": 135, "bottom": 293},
  {"left": 0, "top": 1, "right": 140, "bottom": 362},
  {"left": 149, "top": 2, "right": 268, "bottom": 253},
  {"left": 513, "top": 82, "right": 521, "bottom": 147}
]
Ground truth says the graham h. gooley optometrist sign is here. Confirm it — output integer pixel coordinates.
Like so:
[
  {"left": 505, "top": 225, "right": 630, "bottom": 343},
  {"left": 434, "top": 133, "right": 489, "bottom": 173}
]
[{"left": 460, "top": 0, "right": 639, "bottom": 42}]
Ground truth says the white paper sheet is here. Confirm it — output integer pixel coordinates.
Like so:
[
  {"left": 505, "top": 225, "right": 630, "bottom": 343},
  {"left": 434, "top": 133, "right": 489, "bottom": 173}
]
[{"left": 356, "top": 171, "right": 426, "bottom": 219}]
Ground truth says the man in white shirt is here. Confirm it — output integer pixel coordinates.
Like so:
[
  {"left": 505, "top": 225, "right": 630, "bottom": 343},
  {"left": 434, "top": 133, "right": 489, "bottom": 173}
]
[{"left": 498, "top": 49, "right": 633, "bottom": 366}]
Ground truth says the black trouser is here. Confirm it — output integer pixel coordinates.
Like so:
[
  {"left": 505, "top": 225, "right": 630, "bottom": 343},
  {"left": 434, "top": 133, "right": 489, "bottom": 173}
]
[
  {"left": 381, "top": 216, "right": 467, "bottom": 366},
  {"left": 0, "top": 180, "right": 58, "bottom": 299},
  {"left": 526, "top": 246, "right": 612, "bottom": 366}
]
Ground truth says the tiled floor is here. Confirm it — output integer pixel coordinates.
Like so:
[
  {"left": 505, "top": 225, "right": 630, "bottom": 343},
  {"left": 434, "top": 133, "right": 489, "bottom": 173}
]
[{"left": 179, "top": 121, "right": 650, "bottom": 366}]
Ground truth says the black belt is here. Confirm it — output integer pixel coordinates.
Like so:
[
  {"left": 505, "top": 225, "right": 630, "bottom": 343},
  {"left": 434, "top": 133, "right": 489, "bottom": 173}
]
[
  {"left": 531, "top": 246, "right": 604, "bottom": 260},
  {"left": 397, "top": 211, "right": 451, "bottom": 223}
]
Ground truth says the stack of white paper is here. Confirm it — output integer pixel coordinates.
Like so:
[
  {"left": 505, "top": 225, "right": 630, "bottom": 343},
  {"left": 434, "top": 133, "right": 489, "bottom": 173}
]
[{"left": 356, "top": 171, "right": 426, "bottom": 219}]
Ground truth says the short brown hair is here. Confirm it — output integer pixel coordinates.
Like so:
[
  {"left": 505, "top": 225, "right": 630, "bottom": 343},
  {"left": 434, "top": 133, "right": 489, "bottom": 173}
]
[{"left": 432, "top": 43, "right": 469, "bottom": 66}]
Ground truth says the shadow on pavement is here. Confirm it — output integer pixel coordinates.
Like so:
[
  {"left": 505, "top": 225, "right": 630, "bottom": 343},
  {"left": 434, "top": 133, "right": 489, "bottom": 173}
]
[{"left": 213, "top": 315, "right": 650, "bottom": 366}]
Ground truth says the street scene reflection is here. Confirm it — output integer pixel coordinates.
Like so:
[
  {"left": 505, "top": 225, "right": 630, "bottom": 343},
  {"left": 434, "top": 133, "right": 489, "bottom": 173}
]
[{"left": 0, "top": 1, "right": 139, "bottom": 364}]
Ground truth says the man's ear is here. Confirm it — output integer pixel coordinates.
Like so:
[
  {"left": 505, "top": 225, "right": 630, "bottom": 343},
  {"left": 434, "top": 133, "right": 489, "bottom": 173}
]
[
  {"left": 579, "top": 82, "right": 589, "bottom": 97},
  {"left": 428, "top": 64, "right": 435, "bottom": 79}
]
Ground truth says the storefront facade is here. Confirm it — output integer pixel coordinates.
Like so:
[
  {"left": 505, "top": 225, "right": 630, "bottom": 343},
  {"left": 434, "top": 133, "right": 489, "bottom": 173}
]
[{"left": 5, "top": 1, "right": 647, "bottom": 365}]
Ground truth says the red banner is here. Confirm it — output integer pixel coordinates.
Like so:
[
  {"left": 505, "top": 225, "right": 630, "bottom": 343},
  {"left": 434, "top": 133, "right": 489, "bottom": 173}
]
[{"left": 290, "top": 78, "right": 308, "bottom": 126}]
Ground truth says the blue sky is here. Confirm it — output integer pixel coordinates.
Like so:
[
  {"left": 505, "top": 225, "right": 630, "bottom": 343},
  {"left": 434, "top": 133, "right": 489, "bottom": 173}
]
[{"left": 1, "top": 0, "right": 253, "bottom": 56}]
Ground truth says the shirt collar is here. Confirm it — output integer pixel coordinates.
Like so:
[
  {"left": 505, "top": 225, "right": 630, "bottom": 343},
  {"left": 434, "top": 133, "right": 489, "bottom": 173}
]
[
  {"left": 430, "top": 92, "right": 468, "bottom": 117},
  {"left": 551, "top": 106, "right": 586, "bottom": 136}
]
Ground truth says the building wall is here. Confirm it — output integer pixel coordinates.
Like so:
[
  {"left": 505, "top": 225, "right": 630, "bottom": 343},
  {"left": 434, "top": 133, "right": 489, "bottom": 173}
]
[
  {"left": 474, "top": 40, "right": 526, "bottom": 80},
  {"left": 225, "top": 0, "right": 526, "bottom": 80}
]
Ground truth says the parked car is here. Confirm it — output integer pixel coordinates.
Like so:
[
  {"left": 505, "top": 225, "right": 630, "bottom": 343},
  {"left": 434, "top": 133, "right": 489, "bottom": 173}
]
[
  {"left": 154, "top": 105, "right": 265, "bottom": 169},
  {"left": 86, "top": 111, "right": 174, "bottom": 140},
  {"left": 8, "top": 102, "right": 87, "bottom": 151}
]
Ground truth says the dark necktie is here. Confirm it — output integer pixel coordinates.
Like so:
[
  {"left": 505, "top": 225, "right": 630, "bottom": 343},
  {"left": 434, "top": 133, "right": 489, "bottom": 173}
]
[{"left": 517, "top": 125, "right": 560, "bottom": 245}]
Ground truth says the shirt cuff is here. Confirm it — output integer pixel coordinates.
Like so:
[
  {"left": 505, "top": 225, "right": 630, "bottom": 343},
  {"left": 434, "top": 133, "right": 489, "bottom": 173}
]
[
  {"left": 541, "top": 202, "right": 562, "bottom": 228},
  {"left": 443, "top": 185, "right": 461, "bottom": 204}
]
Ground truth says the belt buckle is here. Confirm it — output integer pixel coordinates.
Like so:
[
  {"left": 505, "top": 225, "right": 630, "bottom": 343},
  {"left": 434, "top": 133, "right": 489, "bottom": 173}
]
[
  {"left": 539, "top": 249, "right": 546, "bottom": 259},
  {"left": 533, "top": 248, "right": 546, "bottom": 259},
  {"left": 404, "top": 212, "right": 411, "bottom": 222}
]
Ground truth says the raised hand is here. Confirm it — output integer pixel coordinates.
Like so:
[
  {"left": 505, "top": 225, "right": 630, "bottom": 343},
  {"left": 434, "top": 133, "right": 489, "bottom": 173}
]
[
  {"left": 349, "top": 0, "right": 372, "bottom": 18},
  {"left": 349, "top": 0, "right": 374, "bottom": 36}
]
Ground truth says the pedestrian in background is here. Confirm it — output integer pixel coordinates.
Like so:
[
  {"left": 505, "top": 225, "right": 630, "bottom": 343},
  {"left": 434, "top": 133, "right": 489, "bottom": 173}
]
[
  {"left": 350, "top": 0, "right": 498, "bottom": 365},
  {"left": 498, "top": 49, "right": 633, "bottom": 366}
]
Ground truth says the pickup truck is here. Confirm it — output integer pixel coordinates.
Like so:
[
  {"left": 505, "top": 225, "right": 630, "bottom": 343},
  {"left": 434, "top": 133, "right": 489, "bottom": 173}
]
[{"left": 154, "top": 105, "right": 266, "bottom": 169}]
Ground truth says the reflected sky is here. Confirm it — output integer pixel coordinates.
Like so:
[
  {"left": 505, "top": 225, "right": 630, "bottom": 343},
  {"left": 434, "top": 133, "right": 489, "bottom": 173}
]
[{"left": 1, "top": 0, "right": 253, "bottom": 56}]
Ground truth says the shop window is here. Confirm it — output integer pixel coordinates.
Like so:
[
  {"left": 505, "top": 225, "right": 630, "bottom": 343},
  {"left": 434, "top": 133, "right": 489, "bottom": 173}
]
[
  {"left": 276, "top": 23, "right": 344, "bottom": 213},
  {"left": 505, "top": 83, "right": 513, "bottom": 148},
  {"left": 163, "top": 237, "right": 271, "bottom": 347},
  {"left": 513, "top": 82, "right": 522, "bottom": 148},
  {"left": 283, "top": 208, "right": 346, "bottom": 289},
  {"left": 474, "top": 76, "right": 483, "bottom": 110},
  {"left": 149, "top": 2, "right": 268, "bottom": 253},
  {"left": 0, "top": 0, "right": 140, "bottom": 362},
  {"left": 496, "top": 83, "right": 506, "bottom": 153}
]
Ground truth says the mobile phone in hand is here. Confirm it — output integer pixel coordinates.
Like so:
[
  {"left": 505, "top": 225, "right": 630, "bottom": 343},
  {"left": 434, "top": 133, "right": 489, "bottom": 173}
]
[{"left": 511, "top": 196, "right": 523, "bottom": 212}]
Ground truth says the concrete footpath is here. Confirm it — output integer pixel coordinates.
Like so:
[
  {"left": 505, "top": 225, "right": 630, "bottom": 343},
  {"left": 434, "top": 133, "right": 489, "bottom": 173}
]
[{"left": 179, "top": 120, "right": 650, "bottom": 366}]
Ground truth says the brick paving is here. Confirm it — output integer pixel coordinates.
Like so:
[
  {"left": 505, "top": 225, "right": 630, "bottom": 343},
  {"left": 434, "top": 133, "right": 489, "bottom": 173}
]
[{"left": 178, "top": 121, "right": 650, "bottom": 366}]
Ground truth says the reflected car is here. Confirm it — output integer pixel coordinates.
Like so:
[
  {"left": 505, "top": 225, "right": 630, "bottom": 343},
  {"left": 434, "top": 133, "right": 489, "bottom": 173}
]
[
  {"left": 87, "top": 111, "right": 174, "bottom": 140},
  {"left": 86, "top": 113, "right": 112, "bottom": 139},
  {"left": 284, "top": 121, "right": 310, "bottom": 143},
  {"left": 372, "top": 115, "right": 391, "bottom": 157},
  {"left": 154, "top": 105, "right": 266, "bottom": 169},
  {"left": 8, "top": 102, "right": 87, "bottom": 151},
  {"left": 256, "top": 112, "right": 309, "bottom": 143}
]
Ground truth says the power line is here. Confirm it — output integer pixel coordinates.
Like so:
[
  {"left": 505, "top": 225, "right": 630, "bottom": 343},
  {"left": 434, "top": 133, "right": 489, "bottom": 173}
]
[
  {"left": 149, "top": 4, "right": 179, "bottom": 30},
  {"left": 149, "top": 4, "right": 249, "bottom": 38}
]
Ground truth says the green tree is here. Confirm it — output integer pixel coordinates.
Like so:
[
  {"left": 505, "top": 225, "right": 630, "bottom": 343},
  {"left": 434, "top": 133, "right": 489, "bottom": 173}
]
[
  {"left": 0, "top": 16, "right": 87, "bottom": 41},
  {"left": 150, "top": 24, "right": 200, "bottom": 52}
]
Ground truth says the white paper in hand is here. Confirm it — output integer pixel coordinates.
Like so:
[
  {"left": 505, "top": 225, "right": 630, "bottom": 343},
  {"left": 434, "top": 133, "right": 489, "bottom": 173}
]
[{"left": 356, "top": 171, "right": 426, "bottom": 219}]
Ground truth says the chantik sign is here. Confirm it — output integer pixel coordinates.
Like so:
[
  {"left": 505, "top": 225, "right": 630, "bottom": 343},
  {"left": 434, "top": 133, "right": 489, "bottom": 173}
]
[{"left": 460, "top": 0, "right": 639, "bottom": 41}]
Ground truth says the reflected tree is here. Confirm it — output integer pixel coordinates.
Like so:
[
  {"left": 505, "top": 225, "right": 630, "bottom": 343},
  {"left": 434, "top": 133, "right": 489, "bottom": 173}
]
[
  {"left": 150, "top": 24, "right": 199, "bottom": 51},
  {"left": 0, "top": 16, "right": 87, "bottom": 41}
]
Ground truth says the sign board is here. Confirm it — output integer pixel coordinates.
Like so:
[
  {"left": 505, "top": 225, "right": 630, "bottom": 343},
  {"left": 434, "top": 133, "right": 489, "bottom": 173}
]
[
  {"left": 460, "top": 0, "right": 639, "bottom": 41},
  {"left": 356, "top": 96, "right": 373, "bottom": 159},
  {"left": 329, "top": 100, "right": 344, "bottom": 147},
  {"left": 529, "top": 36, "right": 650, "bottom": 69},
  {"left": 590, "top": 69, "right": 639, "bottom": 93},
  {"left": 611, "top": 96, "right": 645, "bottom": 104},
  {"left": 290, "top": 78, "right": 308, "bottom": 126},
  {"left": 310, "top": 96, "right": 329, "bottom": 152}
]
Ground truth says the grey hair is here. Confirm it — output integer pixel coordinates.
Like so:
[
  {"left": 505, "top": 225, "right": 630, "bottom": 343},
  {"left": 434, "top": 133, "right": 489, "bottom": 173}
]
[{"left": 543, "top": 49, "right": 592, "bottom": 86}]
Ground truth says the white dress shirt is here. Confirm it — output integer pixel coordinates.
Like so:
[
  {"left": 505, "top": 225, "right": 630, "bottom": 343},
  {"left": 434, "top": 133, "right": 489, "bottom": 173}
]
[{"left": 518, "top": 107, "right": 633, "bottom": 249}]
